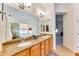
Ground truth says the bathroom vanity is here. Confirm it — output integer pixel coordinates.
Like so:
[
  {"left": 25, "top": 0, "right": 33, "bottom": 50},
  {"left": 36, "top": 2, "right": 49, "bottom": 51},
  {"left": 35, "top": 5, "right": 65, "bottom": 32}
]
[{"left": 0, "top": 35, "right": 53, "bottom": 56}]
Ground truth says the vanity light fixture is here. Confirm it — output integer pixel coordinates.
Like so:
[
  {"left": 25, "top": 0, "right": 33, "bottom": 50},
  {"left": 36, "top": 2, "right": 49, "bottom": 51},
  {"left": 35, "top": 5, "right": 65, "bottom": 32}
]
[
  {"left": 37, "top": 9, "right": 47, "bottom": 18},
  {"left": 26, "top": 3, "right": 31, "bottom": 8},
  {"left": 38, "top": 9, "right": 46, "bottom": 15},
  {"left": 18, "top": 3, "right": 31, "bottom": 9}
]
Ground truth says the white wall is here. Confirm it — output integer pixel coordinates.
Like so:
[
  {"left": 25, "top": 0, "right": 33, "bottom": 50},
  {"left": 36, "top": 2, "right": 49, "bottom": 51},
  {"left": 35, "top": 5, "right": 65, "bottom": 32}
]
[
  {"left": 71, "top": 4, "right": 79, "bottom": 52},
  {"left": 63, "top": 4, "right": 76, "bottom": 52},
  {"left": 51, "top": 4, "right": 56, "bottom": 49},
  {"left": 55, "top": 3, "right": 67, "bottom": 15}
]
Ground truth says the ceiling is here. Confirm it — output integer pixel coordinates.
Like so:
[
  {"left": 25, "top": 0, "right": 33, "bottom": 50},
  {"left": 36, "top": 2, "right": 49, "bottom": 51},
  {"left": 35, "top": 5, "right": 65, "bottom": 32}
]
[{"left": 4, "top": 3, "right": 53, "bottom": 18}]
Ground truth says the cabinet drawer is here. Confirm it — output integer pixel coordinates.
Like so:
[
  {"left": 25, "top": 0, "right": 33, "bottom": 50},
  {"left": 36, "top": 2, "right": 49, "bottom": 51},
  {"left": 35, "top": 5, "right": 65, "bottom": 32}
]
[{"left": 31, "top": 44, "right": 40, "bottom": 56}]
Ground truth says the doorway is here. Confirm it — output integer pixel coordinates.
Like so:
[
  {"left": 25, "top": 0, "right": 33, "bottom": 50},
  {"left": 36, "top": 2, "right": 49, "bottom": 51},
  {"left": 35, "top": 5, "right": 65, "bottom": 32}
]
[{"left": 55, "top": 15, "right": 63, "bottom": 48}]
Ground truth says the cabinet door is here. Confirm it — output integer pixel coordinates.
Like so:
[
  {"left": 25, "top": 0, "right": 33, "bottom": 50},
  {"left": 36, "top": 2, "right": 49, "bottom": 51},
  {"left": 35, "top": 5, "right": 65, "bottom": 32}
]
[
  {"left": 26, "top": 49, "right": 30, "bottom": 56},
  {"left": 41, "top": 41, "right": 46, "bottom": 56},
  {"left": 31, "top": 44, "right": 40, "bottom": 56},
  {"left": 14, "top": 50, "right": 26, "bottom": 56},
  {"left": 45, "top": 39, "right": 50, "bottom": 56},
  {"left": 49, "top": 38, "right": 53, "bottom": 52},
  {"left": 14, "top": 49, "right": 29, "bottom": 56}
]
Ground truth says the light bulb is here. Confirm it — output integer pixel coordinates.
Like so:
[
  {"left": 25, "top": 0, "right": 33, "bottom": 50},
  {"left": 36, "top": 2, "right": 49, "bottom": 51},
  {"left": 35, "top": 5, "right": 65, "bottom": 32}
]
[{"left": 27, "top": 3, "right": 31, "bottom": 8}]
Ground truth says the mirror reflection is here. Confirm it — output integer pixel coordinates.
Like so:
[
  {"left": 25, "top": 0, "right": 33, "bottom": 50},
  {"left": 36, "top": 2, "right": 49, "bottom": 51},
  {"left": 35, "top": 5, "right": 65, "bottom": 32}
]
[{"left": 10, "top": 22, "right": 32, "bottom": 39}]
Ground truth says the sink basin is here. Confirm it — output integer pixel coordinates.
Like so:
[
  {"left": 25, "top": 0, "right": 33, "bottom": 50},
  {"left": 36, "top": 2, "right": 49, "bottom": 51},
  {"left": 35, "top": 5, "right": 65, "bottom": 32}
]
[
  {"left": 17, "top": 42, "right": 32, "bottom": 47},
  {"left": 42, "top": 36, "right": 48, "bottom": 39}
]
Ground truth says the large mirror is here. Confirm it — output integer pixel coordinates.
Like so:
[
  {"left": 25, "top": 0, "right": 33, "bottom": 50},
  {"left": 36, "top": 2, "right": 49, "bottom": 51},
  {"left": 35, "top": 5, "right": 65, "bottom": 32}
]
[{"left": 0, "top": 3, "right": 37, "bottom": 42}]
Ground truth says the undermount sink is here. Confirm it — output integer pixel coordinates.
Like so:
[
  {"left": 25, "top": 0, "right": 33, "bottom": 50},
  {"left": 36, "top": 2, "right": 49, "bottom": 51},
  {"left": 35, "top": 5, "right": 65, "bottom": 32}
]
[
  {"left": 17, "top": 42, "right": 32, "bottom": 47},
  {"left": 42, "top": 36, "right": 48, "bottom": 39}
]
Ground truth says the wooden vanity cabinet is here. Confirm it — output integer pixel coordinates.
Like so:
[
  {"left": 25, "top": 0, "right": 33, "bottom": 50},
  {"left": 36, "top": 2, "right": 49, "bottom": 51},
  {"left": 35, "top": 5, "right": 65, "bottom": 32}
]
[
  {"left": 14, "top": 49, "right": 30, "bottom": 56},
  {"left": 40, "top": 41, "right": 46, "bottom": 56},
  {"left": 30, "top": 44, "right": 41, "bottom": 56}
]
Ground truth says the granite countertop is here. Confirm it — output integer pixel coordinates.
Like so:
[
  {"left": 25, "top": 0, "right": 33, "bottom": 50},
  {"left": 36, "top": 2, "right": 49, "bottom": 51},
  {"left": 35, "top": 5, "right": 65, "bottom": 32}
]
[{"left": 0, "top": 35, "right": 52, "bottom": 56}]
